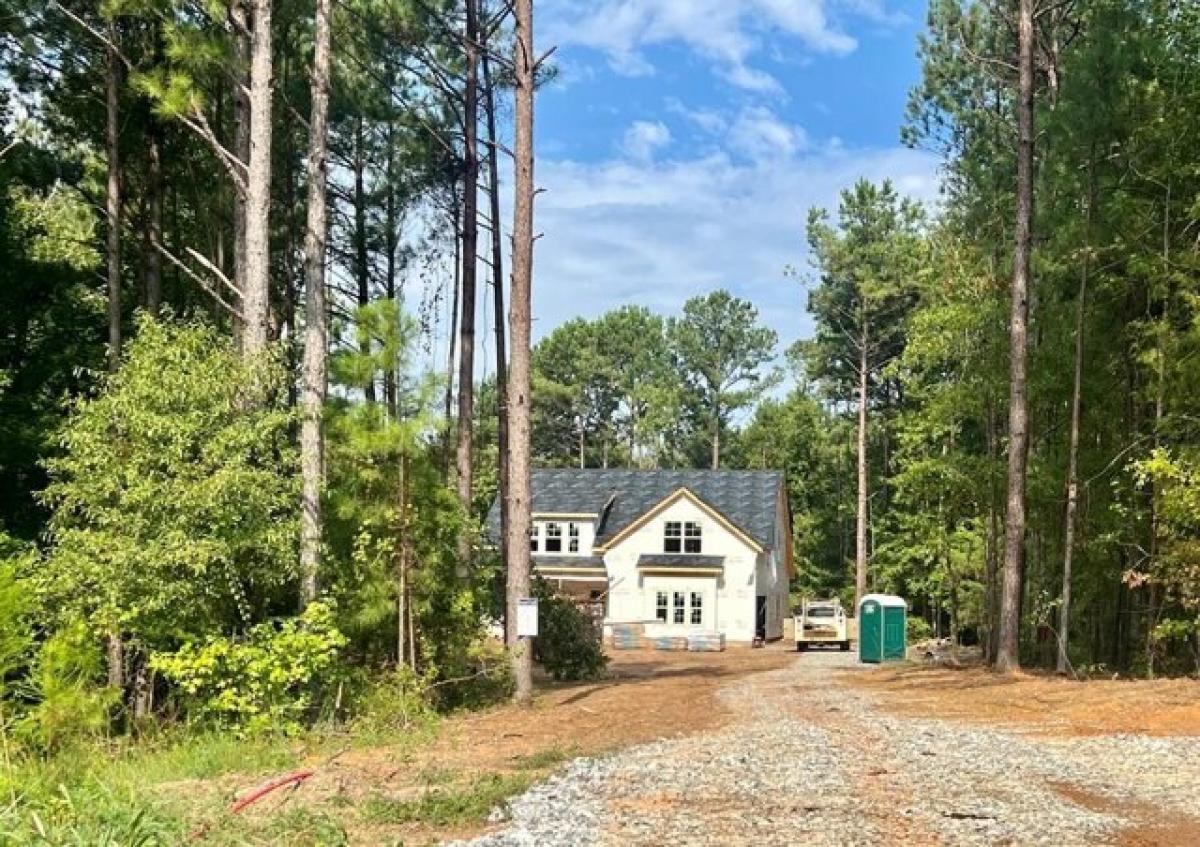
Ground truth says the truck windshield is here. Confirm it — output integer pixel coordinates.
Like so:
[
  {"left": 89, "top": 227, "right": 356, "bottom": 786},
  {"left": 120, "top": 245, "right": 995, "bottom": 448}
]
[{"left": 806, "top": 607, "right": 835, "bottom": 617}]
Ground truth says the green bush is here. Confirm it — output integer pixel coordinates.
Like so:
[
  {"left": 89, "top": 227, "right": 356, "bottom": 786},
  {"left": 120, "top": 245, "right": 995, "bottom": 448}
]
[
  {"left": 907, "top": 616, "right": 933, "bottom": 642},
  {"left": 150, "top": 602, "right": 347, "bottom": 736},
  {"left": 16, "top": 621, "right": 119, "bottom": 753},
  {"left": 531, "top": 581, "right": 607, "bottom": 682}
]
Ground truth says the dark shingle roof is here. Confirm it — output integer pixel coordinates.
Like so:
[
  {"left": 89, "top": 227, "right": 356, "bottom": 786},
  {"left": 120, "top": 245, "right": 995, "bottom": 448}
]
[
  {"left": 636, "top": 554, "right": 725, "bottom": 570},
  {"left": 532, "top": 555, "right": 606, "bottom": 570},
  {"left": 486, "top": 469, "right": 785, "bottom": 550}
]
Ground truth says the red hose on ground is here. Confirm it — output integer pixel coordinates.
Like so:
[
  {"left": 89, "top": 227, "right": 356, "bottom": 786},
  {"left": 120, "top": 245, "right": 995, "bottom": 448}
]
[{"left": 228, "top": 769, "right": 316, "bottom": 814}]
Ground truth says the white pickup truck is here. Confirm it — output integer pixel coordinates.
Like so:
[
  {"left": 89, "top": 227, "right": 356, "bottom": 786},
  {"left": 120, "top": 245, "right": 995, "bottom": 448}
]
[{"left": 795, "top": 598, "right": 850, "bottom": 652}]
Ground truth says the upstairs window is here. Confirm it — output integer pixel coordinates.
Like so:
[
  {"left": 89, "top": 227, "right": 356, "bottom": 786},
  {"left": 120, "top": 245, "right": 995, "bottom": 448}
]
[
  {"left": 568, "top": 522, "right": 580, "bottom": 553},
  {"left": 530, "top": 524, "right": 540, "bottom": 553},
  {"left": 664, "top": 521, "right": 682, "bottom": 552},
  {"left": 665, "top": 521, "right": 702, "bottom": 553},
  {"left": 544, "top": 522, "right": 563, "bottom": 553}
]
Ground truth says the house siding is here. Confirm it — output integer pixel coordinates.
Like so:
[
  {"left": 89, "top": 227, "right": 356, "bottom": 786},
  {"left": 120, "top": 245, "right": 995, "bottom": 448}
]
[{"left": 603, "top": 496, "right": 762, "bottom": 642}]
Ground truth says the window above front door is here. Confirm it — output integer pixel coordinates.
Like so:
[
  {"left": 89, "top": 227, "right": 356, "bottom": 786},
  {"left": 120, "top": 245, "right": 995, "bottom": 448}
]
[{"left": 664, "top": 520, "right": 702, "bottom": 553}]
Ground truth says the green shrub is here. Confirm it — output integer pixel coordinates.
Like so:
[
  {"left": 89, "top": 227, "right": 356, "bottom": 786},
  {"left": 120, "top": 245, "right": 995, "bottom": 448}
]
[
  {"left": 150, "top": 602, "right": 347, "bottom": 736},
  {"left": 347, "top": 664, "right": 439, "bottom": 742},
  {"left": 16, "top": 621, "right": 118, "bottom": 753},
  {"left": 907, "top": 616, "right": 933, "bottom": 642},
  {"left": 532, "top": 580, "right": 607, "bottom": 682}
]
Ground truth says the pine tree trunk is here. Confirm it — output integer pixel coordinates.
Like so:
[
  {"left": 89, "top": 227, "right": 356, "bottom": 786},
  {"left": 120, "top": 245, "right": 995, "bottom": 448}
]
[
  {"left": 384, "top": 116, "right": 399, "bottom": 418},
  {"left": 231, "top": 0, "right": 251, "bottom": 348},
  {"left": 506, "top": 0, "right": 535, "bottom": 705},
  {"left": 455, "top": 0, "right": 480, "bottom": 577},
  {"left": 299, "top": 0, "right": 331, "bottom": 605},
  {"left": 353, "top": 117, "right": 376, "bottom": 402},
  {"left": 397, "top": 451, "right": 409, "bottom": 667},
  {"left": 483, "top": 49, "right": 509, "bottom": 574},
  {"left": 241, "top": 0, "right": 273, "bottom": 355},
  {"left": 105, "top": 21, "right": 122, "bottom": 372},
  {"left": 710, "top": 404, "right": 720, "bottom": 470},
  {"left": 1058, "top": 158, "right": 1092, "bottom": 675},
  {"left": 997, "top": 0, "right": 1035, "bottom": 673},
  {"left": 143, "top": 121, "right": 163, "bottom": 315},
  {"left": 856, "top": 336, "right": 869, "bottom": 606}
]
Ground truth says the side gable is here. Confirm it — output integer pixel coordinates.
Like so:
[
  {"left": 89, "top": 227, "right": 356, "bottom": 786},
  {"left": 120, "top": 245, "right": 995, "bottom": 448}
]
[{"left": 594, "top": 487, "right": 765, "bottom": 554}]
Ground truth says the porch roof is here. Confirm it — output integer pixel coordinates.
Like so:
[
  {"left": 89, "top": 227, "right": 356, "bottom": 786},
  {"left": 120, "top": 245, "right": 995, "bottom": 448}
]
[{"left": 636, "top": 554, "right": 725, "bottom": 571}]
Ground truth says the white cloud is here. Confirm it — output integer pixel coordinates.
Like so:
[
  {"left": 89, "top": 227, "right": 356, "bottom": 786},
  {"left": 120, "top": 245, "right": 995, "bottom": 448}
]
[
  {"left": 528, "top": 144, "right": 941, "bottom": 350},
  {"left": 541, "top": 0, "right": 862, "bottom": 91},
  {"left": 620, "top": 120, "right": 672, "bottom": 161},
  {"left": 728, "top": 106, "right": 809, "bottom": 161},
  {"left": 664, "top": 98, "right": 727, "bottom": 135}
]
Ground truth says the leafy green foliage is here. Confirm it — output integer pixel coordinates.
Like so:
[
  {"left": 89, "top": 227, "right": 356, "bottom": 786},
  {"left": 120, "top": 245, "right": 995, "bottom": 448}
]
[
  {"left": 667, "top": 290, "right": 779, "bottom": 467},
  {"left": 39, "top": 318, "right": 298, "bottom": 649},
  {"left": 532, "top": 580, "right": 607, "bottom": 682},
  {"left": 150, "top": 602, "right": 347, "bottom": 736},
  {"left": 16, "top": 621, "right": 119, "bottom": 753}
]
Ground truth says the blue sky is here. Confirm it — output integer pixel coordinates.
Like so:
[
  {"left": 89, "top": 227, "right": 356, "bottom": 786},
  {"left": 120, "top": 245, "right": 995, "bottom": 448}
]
[{"left": 511, "top": 0, "right": 942, "bottom": 359}]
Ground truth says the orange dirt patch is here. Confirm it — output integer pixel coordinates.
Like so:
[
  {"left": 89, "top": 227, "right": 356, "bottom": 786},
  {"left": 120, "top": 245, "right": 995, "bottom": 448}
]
[
  {"left": 1049, "top": 782, "right": 1200, "bottom": 847},
  {"left": 843, "top": 663, "right": 1200, "bottom": 737},
  {"left": 207, "top": 646, "right": 797, "bottom": 845}
]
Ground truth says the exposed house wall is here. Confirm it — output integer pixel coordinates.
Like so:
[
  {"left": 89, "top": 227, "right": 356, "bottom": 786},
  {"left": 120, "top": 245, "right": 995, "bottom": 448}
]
[
  {"left": 531, "top": 517, "right": 596, "bottom": 555},
  {"left": 603, "top": 496, "right": 760, "bottom": 641}
]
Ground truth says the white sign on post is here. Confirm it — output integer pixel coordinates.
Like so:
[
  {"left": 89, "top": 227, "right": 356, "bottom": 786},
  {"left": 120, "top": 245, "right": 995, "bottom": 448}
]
[{"left": 516, "top": 598, "right": 539, "bottom": 638}]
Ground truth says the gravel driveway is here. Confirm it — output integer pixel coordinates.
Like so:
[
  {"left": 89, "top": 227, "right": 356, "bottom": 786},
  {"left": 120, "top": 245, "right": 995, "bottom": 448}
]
[{"left": 453, "top": 650, "right": 1200, "bottom": 846}]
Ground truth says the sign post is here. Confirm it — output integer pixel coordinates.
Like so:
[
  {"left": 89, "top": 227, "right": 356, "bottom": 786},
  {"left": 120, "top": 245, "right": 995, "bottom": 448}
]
[{"left": 516, "top": 597, "right": 539, "bottom": 638}]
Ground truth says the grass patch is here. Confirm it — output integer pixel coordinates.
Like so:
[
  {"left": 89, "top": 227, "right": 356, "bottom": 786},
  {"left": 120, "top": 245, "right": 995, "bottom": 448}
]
[
  {"left": 359, "top": 773, "right": 537, "bottom": 827},
  {"left": 511, "top": 743, "right": 581, "bottom": 771}
]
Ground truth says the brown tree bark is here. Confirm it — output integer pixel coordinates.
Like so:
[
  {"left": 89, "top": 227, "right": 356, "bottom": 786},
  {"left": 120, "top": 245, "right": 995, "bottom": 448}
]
[
  {"left": 143, "top": 121, "right": 163, "bottom": 315},
  {"left": 1057, "top": 156, "right": 1092, "bottom": 675},
  {"left": 996, "top": 0, "right": 1035, "bottom": 673},
  {"left": 240, "top": 0, "right": 273, "bottom": 355},
  {"left": 352, "top": 116, "right": 376, "bottom": 402},
  {"left": 855, "top": 335, "right": 869, "bottom": 607},
  {"left": 506, "top": 0, "right": 535, "bottom": 705},
  {"left": 299, "top": 0, "right": 332, "bottom": 605},
  {"left": 103, "top": 18, "right": 125, "bottom": 692},
  {"left": 231, "top": 0, "right": 251, "bottom": 348},
  {"left": 105, "top": 20, "right": 122, "bottom": 372},
  {"left": 455, "top": 0, "right": 481, "bottom": 576},
  {"left": 483, "top": 48, "right": 509, "bottom": 574},
  {"left": 710, "top": 406, "right": 720, "bottom": 470}
]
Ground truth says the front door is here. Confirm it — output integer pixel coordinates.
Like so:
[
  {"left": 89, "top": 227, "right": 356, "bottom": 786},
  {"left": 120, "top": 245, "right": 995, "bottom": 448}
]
[{"left": 755, "top": 595, "right": 767, "bottom": 640}]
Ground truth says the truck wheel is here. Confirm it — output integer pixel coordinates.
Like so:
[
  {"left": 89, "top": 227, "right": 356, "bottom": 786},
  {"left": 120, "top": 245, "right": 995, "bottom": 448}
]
[
  {"left": 840, "top": 641, "right": 850, "bottom": 652},
  {"left": 796, "top": 642, "right": 807, "bottom": 653}
]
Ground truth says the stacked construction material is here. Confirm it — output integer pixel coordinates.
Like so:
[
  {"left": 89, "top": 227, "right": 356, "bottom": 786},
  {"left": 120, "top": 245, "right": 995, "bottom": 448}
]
[
  {"left": 687, "top": 632, "right": 726, "bottom": 652},
  {"left": 610, "top": 622, "right": 644, "bottom": 650},
  {"left": 651, "top": 635, "right": 689, "bottom": 651}
]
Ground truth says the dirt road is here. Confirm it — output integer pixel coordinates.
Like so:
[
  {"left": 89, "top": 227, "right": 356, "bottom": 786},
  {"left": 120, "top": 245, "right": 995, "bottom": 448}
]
[{"left": 460, "top": 650, "right": 1200, "bottom": 846}]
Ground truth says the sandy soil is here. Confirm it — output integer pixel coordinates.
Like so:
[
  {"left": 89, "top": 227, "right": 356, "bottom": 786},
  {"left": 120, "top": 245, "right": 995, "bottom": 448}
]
[
  {"left": 843, "top": 662, "right": 1200, "bottom": 737},
  {"left": 191, "top": 648, "right": 1200, "bottom": 845}
]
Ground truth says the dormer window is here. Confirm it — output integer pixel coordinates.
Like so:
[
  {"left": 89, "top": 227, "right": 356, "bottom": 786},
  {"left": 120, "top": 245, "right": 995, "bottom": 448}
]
[
  {"left": 544, "top": 522, "right": 563, "bottom": 553},
  {"left": 664, "top": 521, "right": 702, "bottom": 554},
  {"left": 530, "top": 524, "right": 540, "bottom": 552},
  {"left": 568, "top": 523, "right": 580, "bottom": 553}
]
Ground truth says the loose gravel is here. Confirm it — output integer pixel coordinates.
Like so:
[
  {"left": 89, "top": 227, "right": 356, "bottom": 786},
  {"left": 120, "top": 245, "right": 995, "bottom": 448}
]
[{"left": 450, "top": 650, "right": 1200, "bottom": 846}]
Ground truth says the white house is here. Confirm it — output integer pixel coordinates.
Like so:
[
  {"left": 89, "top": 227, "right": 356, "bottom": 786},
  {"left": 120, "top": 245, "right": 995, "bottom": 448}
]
[{"left": 488, "top": 469, "right": 794, "bottom": 643}]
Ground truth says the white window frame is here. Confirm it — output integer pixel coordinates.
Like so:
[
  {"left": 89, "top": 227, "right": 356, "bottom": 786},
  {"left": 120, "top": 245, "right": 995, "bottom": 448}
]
[
  {"left": 664, "top": 521, "right": 682, "bottom": 553},
  {"left": 530, "top": 523, "right": 540, "bottom": 553},
  {"left": 568, "top": 522, "right": 580, "bottom": 553},
  {"left": 544, "top": 521, "right": 563, "bottom": 553},
  {"left": 683, "top": 521, "right": 702, "bottom": 554},
  {"left": 655, "top": 587, "right": 705, "bottom": 628}
]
